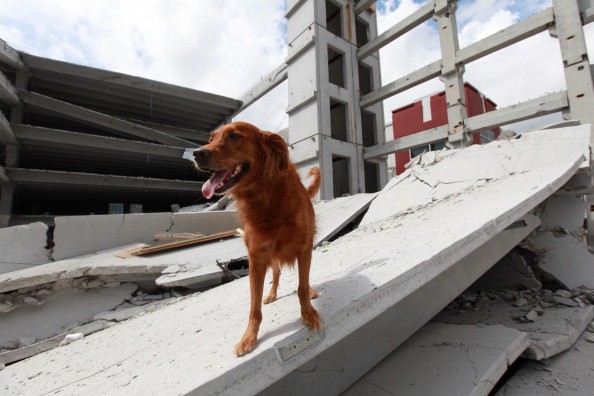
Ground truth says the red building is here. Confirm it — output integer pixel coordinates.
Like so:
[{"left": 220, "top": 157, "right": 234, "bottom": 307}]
[{"left": 392, "top": 83, "right": 500, "bottom": 175}]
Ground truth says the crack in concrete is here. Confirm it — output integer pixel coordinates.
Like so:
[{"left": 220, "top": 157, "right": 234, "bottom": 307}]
[{"left": 41, "top": 345, "right": 153, "bottom": 395}]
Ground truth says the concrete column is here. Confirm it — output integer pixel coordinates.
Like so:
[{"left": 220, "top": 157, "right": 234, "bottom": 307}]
[
  {"left": 286, "top": 0, "right": 386, "bottom": 200},
  {"left": 434, "top": 0, "right": 469, "bottom": 148},
  {"left": 552, "top": 0, "right": 594, "bottom": 148}
]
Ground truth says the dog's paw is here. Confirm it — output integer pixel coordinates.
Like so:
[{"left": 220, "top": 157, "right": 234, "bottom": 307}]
[
  {"left": 263, "top": 292, "right": 277, "bottom": 304},
  {"left": 302, "top": 308, "right": 322, "bottom": 332},
  {"left": 235, "top": 336, "right": 257, "bottom": 357},
  {"left": 309, "top": 288, "right": 319, "bottom": 300}
]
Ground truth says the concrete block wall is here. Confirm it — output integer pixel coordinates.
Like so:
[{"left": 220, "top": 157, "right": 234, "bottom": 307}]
[{"left": 0, "top": 222, "right": 50, "bottom": 275}]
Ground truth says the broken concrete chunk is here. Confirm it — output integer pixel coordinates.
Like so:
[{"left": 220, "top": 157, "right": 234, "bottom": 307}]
[
  {"left": 22, "top": 296, "right": 43, "bottom": 306},
  {"left": 554, "top": 290, "right": 573, "bottom": 299},
  {"left": 554, "top": 296, "right": 579, "bottom": 307},
  {"left": 0, "top": 302, "right": 16, "bottom": 313},
  {"left": 525, "top": 309, "right": 539, "bottom": 322},
  {"left": 514, "top": 297, "right": 529, "bottom": 307},
  {"left": 58, "top": 333, "right": 84, "bottom": 347},
  {"left": 586, "top": 333, "right": 594, "bottom": 343}
]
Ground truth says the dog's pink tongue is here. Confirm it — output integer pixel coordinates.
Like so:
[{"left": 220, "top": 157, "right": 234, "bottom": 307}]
[{"left": 201, "top": 169, "right": 233, "bottom": 199}]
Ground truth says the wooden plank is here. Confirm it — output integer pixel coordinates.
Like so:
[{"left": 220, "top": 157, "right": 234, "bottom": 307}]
[{"left": 132, "top": 229, "right": 240, "bottom": 256}]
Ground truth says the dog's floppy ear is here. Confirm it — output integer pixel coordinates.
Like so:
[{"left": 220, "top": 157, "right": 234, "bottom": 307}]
[{"left": 260, "top": 131, "right": 290, "bottom": 177}]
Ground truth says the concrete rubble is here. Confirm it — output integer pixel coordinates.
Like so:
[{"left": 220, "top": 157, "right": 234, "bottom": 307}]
[{"left": 0, "top": 125, "right": 593, "bottom": 395}]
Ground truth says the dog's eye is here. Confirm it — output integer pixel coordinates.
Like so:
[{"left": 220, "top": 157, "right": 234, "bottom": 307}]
[{"left": 229, "top": 133, "right": 240, "bottom": 140}]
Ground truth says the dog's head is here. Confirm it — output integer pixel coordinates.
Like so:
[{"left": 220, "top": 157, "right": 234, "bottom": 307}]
[{"left": 193, "top": 121, "right": 290, "bottom": 199}]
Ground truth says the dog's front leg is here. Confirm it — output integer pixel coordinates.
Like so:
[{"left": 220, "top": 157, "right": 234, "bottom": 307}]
[{"left": 235, "top": 252, "right": 267, "bottom": 356}]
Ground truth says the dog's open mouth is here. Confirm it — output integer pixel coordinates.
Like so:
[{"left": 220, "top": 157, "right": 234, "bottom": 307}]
[{"left": 201, "top": 163, "right": 249, "bottom": 199}]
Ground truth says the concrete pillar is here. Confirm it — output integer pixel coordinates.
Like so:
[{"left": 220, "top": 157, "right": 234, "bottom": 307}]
[
  {"left": 552, "top": 0, "right": 594, "bottom": 148},
  {"left": 285, "top": 0, "right": 386, "bottom": 199},
  {"left": 434, "top": 0, "right": 469, "bottom": 148}
]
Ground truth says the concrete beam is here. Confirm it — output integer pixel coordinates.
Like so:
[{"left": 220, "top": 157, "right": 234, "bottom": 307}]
[
  {"left": 5, "top": 168, "right": 202, "bottom": 192},
  {"left": 13, "top": 124, "right": 187, "bottom": 159},
  {"left": 232, "top": 63, "right": 288, "bottom": 118},
  {"left": 20, "top": 53, "right": 241, "bottom": 110},
  {"left": 360, "top": 60, "right": 441, "bottom": 108},
  {"left": 581, "top": 0, "right": 594, "bottom": 24},
  {"left": 0, "top": 112, "right": 16, "bottom": 145},
  {"left": 0, "top": 166, "right": 10, "bottom": 186},
  {"left": 354, "top": 0, "right": 376, "bottom": 15},
  {"left": 0, "top": 71, "right": 19, "bottom": 106},
  {"left": 18, "top": 90, "right": 195, "bottom": 147},
  {"left": 363, "top": 125, "right": 448, "bottom": 160},
  {"left": 466, "top": 91, "right": 569, "bottom": 132},
  {"left": 357, "top": 1, "right": 434, "bottom": 60},
  {"left": 0, "top": 38, "right": 23, "bottom": 69},
  {"left": 456, "top": 8, "right": 554, "bottom": 65}
]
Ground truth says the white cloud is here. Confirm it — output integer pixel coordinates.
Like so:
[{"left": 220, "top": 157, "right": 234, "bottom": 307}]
[
  {"left": 0, "top": 0, "right": 288, "bottom": 131},
  {"left": 0, "top": 0, "right": 592, "bottom": 134}
]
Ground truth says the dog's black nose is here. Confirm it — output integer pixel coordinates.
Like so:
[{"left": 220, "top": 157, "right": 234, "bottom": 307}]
[{"left": 194, "top": 148, "right": 211, "bottom": 158}]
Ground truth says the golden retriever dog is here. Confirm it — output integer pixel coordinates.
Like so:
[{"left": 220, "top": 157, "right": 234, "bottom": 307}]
[{"left": 193, "top": 121, "right": 322, "bottom": 356}]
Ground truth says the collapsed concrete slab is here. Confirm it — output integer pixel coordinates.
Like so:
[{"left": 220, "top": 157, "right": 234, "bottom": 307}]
[
  {"left": 496, "top": 328, "right": 594, "bottom": 395},
  {"left": 0, "top": 283, "right": 137, "bottom": 347},
  {"left": 342, "top": 323, "right": 529, "bottom": 396},
  {"left": 435, "top": 299, "right": 594, "bottom": 361},
  {"left": 0, "top": 222, "right": 50, "bottom": 275},
  {"left": 0, "top": 244, "right": 171, "bottom": 294},
  {"left": 0, "top": 126, "right": 586, "bottom": 395},
  {"left": 361, "top": 124, "right": 591, "bottom": 227}
]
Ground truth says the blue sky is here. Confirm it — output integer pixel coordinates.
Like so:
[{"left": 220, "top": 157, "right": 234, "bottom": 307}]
[{"left": 0, "top": 0, "right": 590, "bottom": 132}]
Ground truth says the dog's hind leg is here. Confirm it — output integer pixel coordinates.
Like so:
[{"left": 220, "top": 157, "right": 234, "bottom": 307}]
[
  {"left": 296, "top": 249, "right": 322, "bottom": 331},
  {"left": 263, "top": 263, "right": 280, "bottom": 304}
]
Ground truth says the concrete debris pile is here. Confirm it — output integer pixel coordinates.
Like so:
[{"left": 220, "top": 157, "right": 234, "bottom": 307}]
[{"left": 447, "top": 287, "right": 594, "bottom": 319}]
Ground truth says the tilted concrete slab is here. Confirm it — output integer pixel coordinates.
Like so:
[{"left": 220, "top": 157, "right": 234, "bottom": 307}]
[
  {"left": 313, "top": 193, "right": 378, "bottom": 245},
  {"left": 496, "top": 329, "right": 594, "bottom": 395},
  {"left": 0, "top": 126, "right": 585, "bottom": 395},
  {"left": 0, "top": 222, "right": 50, "bottom": 275},
  {"left": 155, "top": 194, "right": 378, "bottom": 289},
  {"left": 361, "top": 124, "right": 591, "bottom": 226},
  {"left": 342, "top": 323, "right": 529, "bottom": 396}
]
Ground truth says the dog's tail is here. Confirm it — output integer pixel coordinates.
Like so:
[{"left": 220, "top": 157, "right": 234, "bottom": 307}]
[{"left": 306, "top": 167, "right": 322, "bottom": 200}]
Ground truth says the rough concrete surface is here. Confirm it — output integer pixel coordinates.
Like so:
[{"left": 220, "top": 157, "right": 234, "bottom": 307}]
[
  {"left": 0, "top": 222, "right": 50, "bottom": 275},
  {"left": 0, "top": 127, "right": 586, "bottom": 395},
  {"left": 342, "top": 323, "right": 529, "bottom": 396}
]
